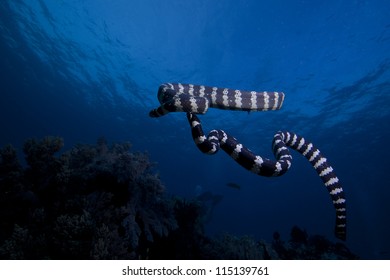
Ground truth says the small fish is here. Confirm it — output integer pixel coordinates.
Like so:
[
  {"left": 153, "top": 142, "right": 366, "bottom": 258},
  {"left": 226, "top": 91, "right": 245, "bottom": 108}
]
[{"left": 226, "top": 182, "right": 241, "bottom": 189}]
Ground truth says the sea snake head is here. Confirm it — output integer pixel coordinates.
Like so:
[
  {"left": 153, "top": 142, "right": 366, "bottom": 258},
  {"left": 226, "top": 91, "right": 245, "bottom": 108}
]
[
  {"left": 149, "top": 96, "right": 210, "bottom": 117},
  {"left": 157, "top": 87, "right": 177, "bottom": 104}
]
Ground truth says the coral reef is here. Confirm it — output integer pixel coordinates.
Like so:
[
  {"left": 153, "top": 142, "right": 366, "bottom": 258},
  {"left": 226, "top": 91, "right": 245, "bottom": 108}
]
[
  {"left": 0, "top": 136, "right": 358, "bottom": 259},
  {"left": 0, "top": 136, "right": 176, "bottom": 259}
]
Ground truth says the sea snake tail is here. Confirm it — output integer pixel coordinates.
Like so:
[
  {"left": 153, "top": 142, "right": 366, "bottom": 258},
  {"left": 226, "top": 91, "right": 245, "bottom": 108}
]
[{"left": 187, "top": 112, "right": 346, "bottom": 240}]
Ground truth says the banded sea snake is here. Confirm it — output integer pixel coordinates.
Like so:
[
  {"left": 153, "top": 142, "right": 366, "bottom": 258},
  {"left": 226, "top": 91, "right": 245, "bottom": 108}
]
[{"left": 149, "top": 83, "right": 346, "bottom": 241}]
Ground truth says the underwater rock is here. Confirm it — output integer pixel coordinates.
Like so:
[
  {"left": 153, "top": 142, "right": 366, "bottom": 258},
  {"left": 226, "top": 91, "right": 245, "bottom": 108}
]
[{"left": 271, "top": 226, "right": 358, "bottom": 260}]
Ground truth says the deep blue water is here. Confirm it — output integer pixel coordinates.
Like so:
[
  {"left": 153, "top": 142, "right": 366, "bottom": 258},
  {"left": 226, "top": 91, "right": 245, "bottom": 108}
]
[{"left": 1, "top": 0, "right": 389, "bottom": 259}]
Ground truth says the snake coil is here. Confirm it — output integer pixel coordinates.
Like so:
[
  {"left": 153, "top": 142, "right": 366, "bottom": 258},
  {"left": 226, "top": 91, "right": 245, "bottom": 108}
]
[{"left": 150, "top": 83, "right": 346, "bottom": 240}]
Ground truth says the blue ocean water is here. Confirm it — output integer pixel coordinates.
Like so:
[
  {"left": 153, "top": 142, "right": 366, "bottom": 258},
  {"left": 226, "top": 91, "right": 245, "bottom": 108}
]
[{"left": 0, "top": 0, "right": 389, "bottom": 259}]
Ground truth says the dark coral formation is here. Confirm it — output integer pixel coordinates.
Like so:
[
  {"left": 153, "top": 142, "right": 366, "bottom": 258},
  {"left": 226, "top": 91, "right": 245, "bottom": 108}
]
[
  {"left": 271, "top": 226, "right": 358, "bottom": 259},
  {"left": 0, "top": 137, "right": 358, "bottom": 259},
  {"left": 0, "top": 136, "right": 176, "bottom": 259}
]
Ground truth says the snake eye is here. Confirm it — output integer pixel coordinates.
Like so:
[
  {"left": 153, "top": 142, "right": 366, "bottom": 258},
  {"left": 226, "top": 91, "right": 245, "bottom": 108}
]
[{"left": 158, "top": 86, "right": 177, "bottom": 104}]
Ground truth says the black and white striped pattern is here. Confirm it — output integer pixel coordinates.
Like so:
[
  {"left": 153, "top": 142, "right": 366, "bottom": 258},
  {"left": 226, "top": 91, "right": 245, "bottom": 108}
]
[
  {"left": 149, "top": 83, "right": 346, "bottom": 241},
  {"left": 149, "top": 83, "right": 285, "bottom": 117},
  {"left": 187, "top": 113, "right": 346, "bottom": 241}
]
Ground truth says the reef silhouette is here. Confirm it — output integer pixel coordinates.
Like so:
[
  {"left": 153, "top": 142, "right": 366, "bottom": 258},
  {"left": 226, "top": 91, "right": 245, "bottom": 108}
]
[{"left": 0, "top": 137, "right": 357, "bottom": 259}]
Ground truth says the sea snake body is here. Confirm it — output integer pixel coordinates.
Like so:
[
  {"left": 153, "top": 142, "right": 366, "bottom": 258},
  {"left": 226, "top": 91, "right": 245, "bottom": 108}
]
[
  {"left": 149, "top": 83, "right": 347, "bottom": 241},
  {"left": 149, "top": 83, "right": 285, "bottom": 117}
]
